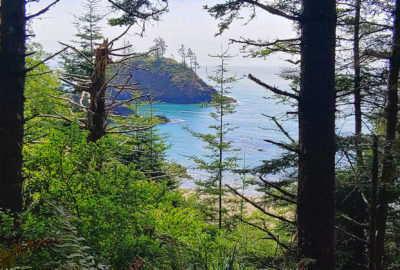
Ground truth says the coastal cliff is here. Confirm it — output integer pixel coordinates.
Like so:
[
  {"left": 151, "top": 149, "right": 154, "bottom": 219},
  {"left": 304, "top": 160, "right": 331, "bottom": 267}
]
[{"left": 122, "top": 56, "right": 216, "bottom": 104}]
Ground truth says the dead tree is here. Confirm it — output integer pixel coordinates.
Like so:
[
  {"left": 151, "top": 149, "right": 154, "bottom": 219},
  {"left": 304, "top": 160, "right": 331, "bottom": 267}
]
[
  {"left": 57, "top": 30, "right": 154, "bottom": 142},
  {"left": 87, "top": 40, "right": 109, "bottom": 142}
]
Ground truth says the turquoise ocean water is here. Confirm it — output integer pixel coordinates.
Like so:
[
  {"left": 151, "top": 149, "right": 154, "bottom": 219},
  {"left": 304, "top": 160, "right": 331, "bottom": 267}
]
[{"left": 144, "top": 66, "right": 354, "bottom": 188}]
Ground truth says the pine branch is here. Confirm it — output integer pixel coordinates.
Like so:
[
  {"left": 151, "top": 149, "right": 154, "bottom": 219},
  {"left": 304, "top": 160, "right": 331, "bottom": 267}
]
[
  {"left": 242, "top": 0, "right": 299, "bottom": 21},
  {"left": 108, "top": 0, "right": 168, "bottom": 20},
  {"left": 230, "top": 37, "right": 300, "bottom": 47}
]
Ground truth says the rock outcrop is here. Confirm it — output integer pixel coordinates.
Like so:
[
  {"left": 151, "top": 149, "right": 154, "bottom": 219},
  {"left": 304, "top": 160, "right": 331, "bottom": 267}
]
[{"left": 121, "top": 57, "right": 216, "bottom": 104}]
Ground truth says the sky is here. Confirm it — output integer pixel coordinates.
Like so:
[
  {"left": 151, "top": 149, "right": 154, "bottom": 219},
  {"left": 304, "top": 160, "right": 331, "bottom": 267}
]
[{"left": 29, "top": 0, "right": 296, "bottom": 84}]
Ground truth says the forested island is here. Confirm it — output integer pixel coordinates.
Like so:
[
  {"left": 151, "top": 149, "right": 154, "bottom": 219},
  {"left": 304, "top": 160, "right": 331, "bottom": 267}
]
[
  {"left": 124, "top": 56, "right": 216, "bottom": 104},
  {"left": 1, "top": 0, "right": 400, "bottom": 270}
]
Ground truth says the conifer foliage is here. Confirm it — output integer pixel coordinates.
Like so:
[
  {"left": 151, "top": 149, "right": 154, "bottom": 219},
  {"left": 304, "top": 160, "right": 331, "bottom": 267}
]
[
  {"left": 60, "top": 0, "right": 104, "bottom": 82},
  {"left": 186, "top": 48, "right": 239, "bottom": 229}
]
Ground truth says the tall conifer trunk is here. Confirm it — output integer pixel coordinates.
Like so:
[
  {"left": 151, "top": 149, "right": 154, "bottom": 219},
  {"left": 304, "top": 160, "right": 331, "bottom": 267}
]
[
  {"left": 375, "top": 1, "right": 400, "bottom": 269},
  {"left": 344, "top": 2, "right": 369, "bottom": 269},
  {"left": 353, "top": 0, "right": 362, "bottom": 140},
  {"left": 0, "top": 0, "right": 26, "bottom": 213},
  {"left": 297, "top": 0, "right": 336, "bottom": 269}
]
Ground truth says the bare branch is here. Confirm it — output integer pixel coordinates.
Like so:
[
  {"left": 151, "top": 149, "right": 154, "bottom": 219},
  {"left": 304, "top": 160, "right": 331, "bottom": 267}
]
[
  {"left": 284, "top": 59, "right": 301, "bottom": 65},
  {"left": 226, "top": 184, "right": 296, "bottom": 225},
  {"left": 108, "top": 83, "right": 140, "bottom": 88},
  {"left": 111, "top": 49, "right": 158, "bottom": 64},
  {"left": 33, "top": 113, "right": 85, "bottom": 128},
  {"left": 264, "top": 139, "right": 299, "bottom": 153},
  {"left": 106, "top": 125, "right": 155, "bottom": 134},
  {"left": 25, "top": 71, "right": 53, "bottom": 77},
  {"left": 110, "top": 51, "right": 141, "bottom": 57},
  {"left": 80, "top": 91, "right": 90, "bottom": 107},
  {"left": 26, "top": 0, "right": 60, "bottom": 20},
  {"left": 263, "top": 190, "right": 297, "bottom": 204},
  {"left": 264, "top": 115, "right": 296, "bottom": 144},
  {"left": 106, "top": 95, "right": 152, "bottom": 110},
  {"left": 59, "top": 42, "right": 94, "bottom": 65},
  {"left": 363, "top": 49, "right": 391, "bottom": 59},
  {"left": 50, "top": 95, "right": 89, "bottom": 111},
  {"left": 61, "top": 73, "right": 91, "bottom": 80},
  {"left": 109, "top": 24, "right": 134, "bottom": 45},
  {"left": 111, "top": 44, "right": 133, "bottom": 52},
  {"left": 340, "top": 214, "right": 369, "bottom": 228},
  {"left": 242, "top": 0, "right": 299, "bottom": 21},
  {"left": 249, "top": 74, "right": 299, "bottom": 100},
  {"left": 259, "top": 176, "right": 297, "bottom": 199},
  {"left": 25, "top": 47, "right": 68, "bottom": 72},
  {"left": 59, "top": 78, "right": 90, "bottom": 90},
  {"left": 236, "top": 216, "right": 293, "bottom": 251},
  {"left": 336, "top": 226, "right": 367, "bottom": 243}
]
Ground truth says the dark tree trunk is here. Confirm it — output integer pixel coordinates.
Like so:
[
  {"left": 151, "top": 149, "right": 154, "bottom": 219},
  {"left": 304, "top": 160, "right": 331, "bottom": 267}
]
[
  {"left": 353, "top": 0, "right": 363, "bottom": 163},
  {"left": 0, "top": 0, "right": 26, "bottom": 213},
  {"left": 375, "top": 1, "right": 400, "bottom": 269},
  {"left": 297, "top": 0, "right": 337, "bottom": 269},
  {"left": 87, "top": 40, "right": 109, "bottom": 142},
  {"left": 340, "top": 4, "right": 368, "bottom": 269},
  {"left": 353, "top": 0, "right": 362, "bottom": 139},
  {"left": 368, "top": 136, "right": 379, "bottom": 270},
  {"left": 336, "top": 188, "right": 368, "bottom": 270}
]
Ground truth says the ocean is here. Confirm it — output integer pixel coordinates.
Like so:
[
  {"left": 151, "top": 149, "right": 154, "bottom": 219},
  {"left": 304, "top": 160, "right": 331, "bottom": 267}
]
[{"left": 143, "top": 66, "right": 354, "bottom": 189}]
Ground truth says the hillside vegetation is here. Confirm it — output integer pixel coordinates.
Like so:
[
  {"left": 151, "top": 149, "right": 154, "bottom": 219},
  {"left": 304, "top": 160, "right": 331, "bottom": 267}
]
[{"left": 124, "top": 56, "right": 216, "bottom": 104}]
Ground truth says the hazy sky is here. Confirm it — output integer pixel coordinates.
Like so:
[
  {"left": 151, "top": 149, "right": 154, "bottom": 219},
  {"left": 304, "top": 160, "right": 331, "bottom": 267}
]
[{"left": 30, "top": 0, "right": 295, "bottom": 72}]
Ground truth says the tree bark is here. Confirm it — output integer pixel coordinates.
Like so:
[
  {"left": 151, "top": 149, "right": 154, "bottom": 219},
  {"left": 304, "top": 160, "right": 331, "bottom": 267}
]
[
  {"left": 297, "top": 0, "right": 337, "bottom": 269},
  {"left": 375, "top": 1, "right": 400, "bottom": 269},
  {"left": 87, "top": 40, "right": 108, "bottom": 142},
  {"left": 353, "top": 0, "right": 362, "bottom": 138},
  {"left": 0, "top": 0, "right": 26, "bottom": 213},
  {"left": 340, "top": 4, "right": 368, "bottom": 269},
  {"left": 368, "top": 136, "right": 379, "bottom": 270}
]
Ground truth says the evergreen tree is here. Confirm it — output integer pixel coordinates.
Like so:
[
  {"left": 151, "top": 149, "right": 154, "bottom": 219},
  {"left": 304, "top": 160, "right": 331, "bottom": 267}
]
[
  {"left": 0, "top": 0, "right": 27, "bottom": 214},
  {"left": 107, "top": 0, "right": 168, "bottom": 26},
  {"left": 187, "top": 48, "right": 194, "bottom": 69},
  {"left": 178, "top": 44, "right": 186, "bottom": 65},
  {"left": 151, "top": 37, "right": 167, "bottom": 58},
  {"left": 186, "top": 49, "right": 238, "bottom": 229},
  {"left": 60, "top": 0, "right": 103, "bottom": 87}
]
